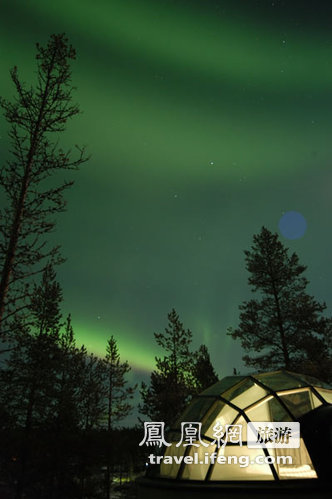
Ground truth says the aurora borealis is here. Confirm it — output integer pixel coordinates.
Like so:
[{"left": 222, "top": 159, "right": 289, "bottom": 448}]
[{"left": 1, "top": 1, "right": 332, "bottom": 380}]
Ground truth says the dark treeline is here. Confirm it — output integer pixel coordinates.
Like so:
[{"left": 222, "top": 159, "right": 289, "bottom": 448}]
[
  {"left": 0, "top": 265, "right": 218, "bottom": 499},
  {"left": 0, "top": 265, "right": 142, "bottom": 499}
]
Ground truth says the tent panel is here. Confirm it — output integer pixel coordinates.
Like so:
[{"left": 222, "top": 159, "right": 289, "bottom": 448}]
[
  {"left": 233, "top": 415, "right": 247, "bottom": 440},
  {"left": 272, "top": 439, "right": 317, "bottom": 480},
  {"left": 288, "top": 372, "right": 331, "bottom": 389},
  {"left": 253, "top": 372, "right": 305, "bottom": 391},
  {"left": 204, "top": 401, "right": 239, "bottom": 439},
  {"left": 315, "top": 387, "right": 332, "bottom": 404},
  {"left": 278, "top": 389, "right": 321, "bottom": 418},
  {"left": 269, "top": 396, "right": 294, "bottom": 421},
  {"left": 210, "top": 446, "right": 274, "bottom": 480},
  {"left": 174, "top": 396, "right": 215, "bottom": 429},
  {"left": 245, "top": 396, "right": 273, "bottom": 421},
  {"left": 160, "top": 443, "right": 186, "bottom": 478},
  {"left": 200, "top": 376, "right": 245, "bottom": 396},
  {"left": 181, "top": 440, "right": 217, "bottom": 480},
  {"left": 222, "top": 378, "right": 267, "bottom": 409}
]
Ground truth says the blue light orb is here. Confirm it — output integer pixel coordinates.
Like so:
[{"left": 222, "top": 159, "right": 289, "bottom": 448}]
[{"left": 278, "top": 211, "right": 307, "bottom": 240}]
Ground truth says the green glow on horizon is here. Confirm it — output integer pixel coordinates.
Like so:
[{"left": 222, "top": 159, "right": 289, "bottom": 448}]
[{"left": 74, "top": 323, "right": 156, "bottom": 371}]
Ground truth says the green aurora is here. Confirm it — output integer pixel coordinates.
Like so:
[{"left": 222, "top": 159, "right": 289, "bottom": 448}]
[{"left": 1, "top": 0, "right": 332, "bottom": 374}]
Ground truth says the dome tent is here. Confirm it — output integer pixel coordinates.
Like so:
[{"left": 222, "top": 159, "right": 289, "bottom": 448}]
[
  {"left": 160, "top": 370, "right": 331, "bottom": 481},
  {"left": 138, "top": 370, "right": 331, "bottom": 499}
]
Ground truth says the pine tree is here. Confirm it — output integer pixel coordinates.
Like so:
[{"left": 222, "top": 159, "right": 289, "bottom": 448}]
[
  {"left": 2, "top": 266, "right": 64, "bottom": 499},
  {"left": 104, "top": 336, "right": 136, "bottom": 499},
  {"left": 29, "top": 263, "right": 63, "bottom": 335},
  {"left": 139, "top": 308, "right": 195, "bottom": 428},
  {"left": 228, "top": 227, "right": 332, "bottom": 381},
  {"left": 104, "top": 336, "right": 136, "bottom": 429},
  {"left": 0, "top": 265, "right": 119, "bottom": 497},
  {"left": 0, "top": 33, "right": 88, "bottom": 335},
  {"left": 2, "top": 265, "right": 63, "bottom": 431},
  {"left": 52, "top": 314, "right": 86, "bottom": 431},
  {"left": 0, "top": 266, "right": 83, "bottom": 498},
  {"left": 192, "top": 344, "right": 219, "bottom": 392},
  {"left": 79, "top": 352, "right": 106, "bottom": 431}
]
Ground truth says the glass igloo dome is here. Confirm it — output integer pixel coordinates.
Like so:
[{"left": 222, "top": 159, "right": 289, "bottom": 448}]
[{"left": 158, "top": 370, "right": 332, "bottom": 482}]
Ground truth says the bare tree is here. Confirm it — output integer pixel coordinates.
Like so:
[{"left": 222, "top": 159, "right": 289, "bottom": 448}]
[{"left": 0, "top": 33, "right": 88, "bottom": 335}]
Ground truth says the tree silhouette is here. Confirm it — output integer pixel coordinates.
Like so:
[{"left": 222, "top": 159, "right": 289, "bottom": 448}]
[
  {"left": 79, "top": 352, "right": 106, "bottom": 431},
  {"left": 192, "top": 344, "right": 219, "bottom": 392},
  {"left": 0, "top": 263, "right": 141, "bottom": 498},
  {"left": 29, "top": 263, "right": 63, "bottom": 335},
  {"left": 104, "top": 336, "right": 136, "bottom": 499},
  {"left": 0, "top": 266, "right": 90, "bottom": 498},
  {"left": 228, "top": 227, "right": 332, "bottom": 382},
  {"left": 140, "top": 308, "right": 195, "bottom": 428},
  {"left": 0, "top": 33, "right": 88, "bottom": 335},
  {"left": 2, "top": 265, "right": 65, "bottom": 499}
]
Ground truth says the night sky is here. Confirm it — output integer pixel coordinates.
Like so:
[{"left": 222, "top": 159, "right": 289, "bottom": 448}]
[{"left": 1, "top": 1, "right": 332, "bottom": 385}]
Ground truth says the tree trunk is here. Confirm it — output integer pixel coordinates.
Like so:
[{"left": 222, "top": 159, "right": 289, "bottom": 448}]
[
  {"left": 0, "top": 52, "right": 55, "bottom": 330},
  {"left": 15, "top": 382, "right": 36, "bottom": 499},
  {"left": 106, "top": 370, "right": 113, "bottom": 499},
  {"left": 271, "top": 281, "right": 290, "bottom": 368}
]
